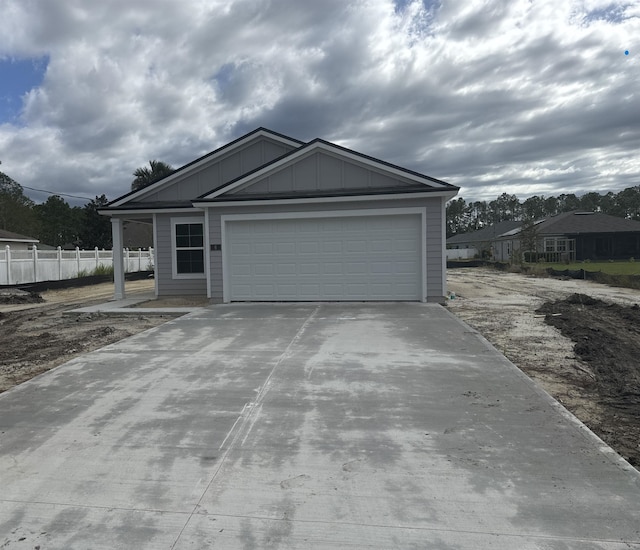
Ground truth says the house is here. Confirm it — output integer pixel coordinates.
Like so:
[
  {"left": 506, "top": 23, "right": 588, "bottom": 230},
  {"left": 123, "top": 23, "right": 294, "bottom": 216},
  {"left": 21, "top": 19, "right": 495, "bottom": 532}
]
[
  {"left": 450, "top": 211, "right": 640, "bottom": 262},
  {"left": 504, "top": 211, "right": 640, "bottom": 262},
  {"left": 446, "top": 221, "right": 521, "bottom": 259},
  {"left": 0, "top": 229, "right": 39, "bottom": 251},
  {"left": 100, "top": 128, "right": 459, "bottom": 302}
]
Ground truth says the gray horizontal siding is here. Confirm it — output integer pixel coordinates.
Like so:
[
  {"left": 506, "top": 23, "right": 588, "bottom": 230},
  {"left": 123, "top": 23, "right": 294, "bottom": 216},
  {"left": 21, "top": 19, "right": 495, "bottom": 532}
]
[
  {"left": 155, "top": 213, "right": 207, "bottom": 296},
  {"left": 208, "top": 197, "right": 445, "bottom": 301}
]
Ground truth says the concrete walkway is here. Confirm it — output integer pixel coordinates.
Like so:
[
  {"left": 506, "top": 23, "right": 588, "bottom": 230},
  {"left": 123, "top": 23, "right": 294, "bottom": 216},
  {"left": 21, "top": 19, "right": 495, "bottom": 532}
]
[{"left": 1, "top": 304, "right": 639, "bottom": 548}]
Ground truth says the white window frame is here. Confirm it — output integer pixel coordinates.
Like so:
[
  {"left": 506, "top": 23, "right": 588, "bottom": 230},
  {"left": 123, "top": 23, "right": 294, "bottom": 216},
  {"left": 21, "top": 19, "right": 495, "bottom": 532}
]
[{"left": 171, "top": 217, "right": 206, "bottom": 279}]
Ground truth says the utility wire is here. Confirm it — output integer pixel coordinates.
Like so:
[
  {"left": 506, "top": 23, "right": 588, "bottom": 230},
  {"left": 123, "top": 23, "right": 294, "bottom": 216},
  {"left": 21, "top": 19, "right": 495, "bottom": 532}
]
[{"left": 20, "top": 184, "right": 94, "bottom": 202}]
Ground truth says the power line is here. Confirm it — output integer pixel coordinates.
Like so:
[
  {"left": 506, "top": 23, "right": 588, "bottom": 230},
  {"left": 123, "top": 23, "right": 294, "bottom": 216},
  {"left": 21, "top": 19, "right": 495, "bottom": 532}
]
[{"left": 20, "top": 184, "right": 94, "bottom": 202}]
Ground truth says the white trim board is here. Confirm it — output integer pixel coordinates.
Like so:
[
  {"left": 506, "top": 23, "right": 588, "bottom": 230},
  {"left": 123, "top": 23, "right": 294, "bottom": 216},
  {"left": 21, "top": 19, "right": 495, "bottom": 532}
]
[{"left": 170, "top": 216, "right": 207, "bottom": 280}]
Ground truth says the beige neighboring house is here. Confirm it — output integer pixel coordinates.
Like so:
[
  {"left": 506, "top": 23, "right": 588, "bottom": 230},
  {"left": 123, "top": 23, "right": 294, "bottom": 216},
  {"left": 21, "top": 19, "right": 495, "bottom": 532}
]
[{"left": 0, "top": 229, "right": 39, "bottom": 251}]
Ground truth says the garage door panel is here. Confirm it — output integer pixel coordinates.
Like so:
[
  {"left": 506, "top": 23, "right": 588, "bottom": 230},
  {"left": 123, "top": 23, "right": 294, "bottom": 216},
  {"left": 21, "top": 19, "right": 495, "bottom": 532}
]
[
  {"left": 277, "top": 263, "right": 296, "bottom": 275},
  {"left": 345, "top": 240, "right": 367, "bottom": 253},
  {"left": 231, "top": 264, "right": 252, "bottom": 276},
  {"left": 322, "top": 241, "right": 342, "bottom": 253},
  {"left": 371, "top": 262, "right": 394, "bottom": 274},
  {"left": 254, "top": 264, "right": 274, "bottom": 276},
  {"left": 275, "top": 242, "right": 296, "bottom": 255},
  {"left": 395, "top": 261, "right": 419, "bottom": 274},
  {"left": 254, "top": 243, "right": 273, "bottom": 255},
  {"left": 346, "top": 262, "right": 368, "bottom": 275},
  {"left": 226, "top": 214, "right": 422, "bottom": 301}
]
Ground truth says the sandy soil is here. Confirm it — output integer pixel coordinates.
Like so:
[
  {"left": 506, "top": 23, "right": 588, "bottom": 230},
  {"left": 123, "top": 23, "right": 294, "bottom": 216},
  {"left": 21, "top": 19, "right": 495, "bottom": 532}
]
[
  {"left": 0, "top": 280, "right": 180, "bottom": 393},
  {"left": 447, "top": 267, "right": 640, "bottom": 467}
]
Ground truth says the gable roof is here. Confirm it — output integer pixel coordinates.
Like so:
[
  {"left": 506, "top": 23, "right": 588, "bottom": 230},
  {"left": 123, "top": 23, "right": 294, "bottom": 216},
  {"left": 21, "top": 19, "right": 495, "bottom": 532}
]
[
  {"left": 447, "top": 221, "right": 522, "bottom": 244},
  {"left": 104, "top": 128, "right": 458, "bottom": 213},
  {"left": 448, "top": 212, "right": 640, "bottom": 245},
  {"left": 108, "top": 128, "right": 303, "bottom": 208},
  {"left": 196, "top": 138, "right": 458, "bottom": 203},
  {"left": 0, "top": 229, "right": 39, "bottom": 243},
  {"left": 535, "top": 211, "right": 640, "bottom": 234}
]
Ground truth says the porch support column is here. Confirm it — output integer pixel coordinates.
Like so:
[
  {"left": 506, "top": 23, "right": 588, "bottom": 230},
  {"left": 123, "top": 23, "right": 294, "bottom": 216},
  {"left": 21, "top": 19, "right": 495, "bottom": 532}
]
[{"left": 111, "top": 217, "right": 125, "bottom": 300}]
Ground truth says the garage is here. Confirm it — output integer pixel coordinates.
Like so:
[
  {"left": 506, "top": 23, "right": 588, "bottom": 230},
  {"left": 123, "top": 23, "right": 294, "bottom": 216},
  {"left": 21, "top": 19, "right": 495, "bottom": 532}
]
[{"left": 223, "top": 211, "right": 424, "bottom": 301}]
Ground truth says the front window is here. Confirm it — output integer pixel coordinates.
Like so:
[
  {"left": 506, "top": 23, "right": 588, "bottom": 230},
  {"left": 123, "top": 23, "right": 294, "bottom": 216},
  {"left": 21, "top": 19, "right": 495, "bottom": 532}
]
[{"left": 172, "top": 218, "right": 205, "bottom": 278}]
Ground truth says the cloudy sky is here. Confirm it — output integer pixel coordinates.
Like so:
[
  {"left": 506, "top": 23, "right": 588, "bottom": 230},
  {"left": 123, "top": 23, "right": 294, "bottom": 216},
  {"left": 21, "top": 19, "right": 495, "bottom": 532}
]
[{"left": 0, "top": 0, "right": 638, "bottom": 205}]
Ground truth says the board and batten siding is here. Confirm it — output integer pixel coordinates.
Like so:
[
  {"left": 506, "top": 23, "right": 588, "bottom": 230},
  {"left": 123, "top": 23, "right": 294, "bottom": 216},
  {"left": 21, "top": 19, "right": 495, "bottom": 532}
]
[
  {"left": 138, "top": 138, "right": 296, "bottom": 203},
  {"left": 155, "top": 213, "right": 207, "bottom": 296},
  {"left": 229, "top": 151, "right": 420, "bottom": 196},
  {"left": 206, "top": 197, "right": 445, "bottom": 302}
]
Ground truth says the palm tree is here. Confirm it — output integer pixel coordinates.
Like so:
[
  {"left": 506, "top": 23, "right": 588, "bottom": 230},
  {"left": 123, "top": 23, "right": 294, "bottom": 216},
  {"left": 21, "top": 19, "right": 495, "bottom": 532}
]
[{"left": 131, "top": 160, "right": 174, "bottom": 192}]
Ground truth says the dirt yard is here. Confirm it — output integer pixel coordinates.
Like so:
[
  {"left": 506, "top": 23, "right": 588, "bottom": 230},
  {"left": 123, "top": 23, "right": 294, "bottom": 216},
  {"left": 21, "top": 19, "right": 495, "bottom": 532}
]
[
  {"left": 0, "top": 280, "right": 182, "bottom": 393},
  {"left": 447, "top": 267, "right": 640, "bottom": 468}
]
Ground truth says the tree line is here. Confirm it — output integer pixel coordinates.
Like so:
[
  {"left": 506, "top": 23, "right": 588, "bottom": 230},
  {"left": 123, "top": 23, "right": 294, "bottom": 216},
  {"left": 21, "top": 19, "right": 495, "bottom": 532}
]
[
  {"left": 0, "top": 171, "right": 111, "bottom": 249},
  {"left": 0, "top": 159, "right": 175, "bottom": 249},
  {"left": 447, "top": 186, "right": 640, "bottom": 238}
]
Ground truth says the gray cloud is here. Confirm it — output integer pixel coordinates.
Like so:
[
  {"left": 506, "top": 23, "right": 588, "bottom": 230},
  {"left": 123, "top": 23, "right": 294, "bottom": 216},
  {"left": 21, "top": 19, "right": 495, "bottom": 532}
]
[{"left": 0, "top": 0, "right": 638, "bottom": 205}]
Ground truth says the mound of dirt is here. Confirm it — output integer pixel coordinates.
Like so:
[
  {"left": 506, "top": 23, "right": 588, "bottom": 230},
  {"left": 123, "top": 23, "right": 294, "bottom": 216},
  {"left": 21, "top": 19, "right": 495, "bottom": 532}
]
[
  {"left": 537, "top": 293, "right": 640, "bottom": 464},
  {"left": 0, "top": 289, "right": 44, "bottom": 305}
]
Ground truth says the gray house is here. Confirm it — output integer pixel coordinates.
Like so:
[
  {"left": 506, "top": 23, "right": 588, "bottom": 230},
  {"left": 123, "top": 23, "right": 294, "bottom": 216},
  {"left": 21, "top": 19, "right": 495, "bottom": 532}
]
[
  {"left": 494, "top": 211, "right": 640, "bottom": 262},
  {"left": 101, "top": 128, "right": 459, "bottom": 302},
  {"left": 0, "top": 229, "right": 39, "bottom": 251}
]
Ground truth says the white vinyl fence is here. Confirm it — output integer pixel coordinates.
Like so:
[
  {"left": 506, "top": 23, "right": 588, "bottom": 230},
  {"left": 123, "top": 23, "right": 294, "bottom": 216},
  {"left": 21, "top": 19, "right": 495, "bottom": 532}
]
[{"left": 1, "top": 245, "right": 154, "bottom": 285}]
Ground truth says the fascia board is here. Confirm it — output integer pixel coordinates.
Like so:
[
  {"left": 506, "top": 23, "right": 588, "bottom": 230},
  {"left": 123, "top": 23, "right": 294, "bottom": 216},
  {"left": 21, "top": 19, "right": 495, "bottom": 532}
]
[
  {"left": 193, "top": 190, "right": 458, "bottom": 208},
  {"left": 100, "top": 207, "right": 204, "bottom": 216}
]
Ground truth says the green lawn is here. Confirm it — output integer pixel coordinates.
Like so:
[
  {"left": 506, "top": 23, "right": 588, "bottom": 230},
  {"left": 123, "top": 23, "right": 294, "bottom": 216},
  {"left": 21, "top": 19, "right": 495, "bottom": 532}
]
[{"left": 527, "top": 261, "right": 640, "bottom": 275}]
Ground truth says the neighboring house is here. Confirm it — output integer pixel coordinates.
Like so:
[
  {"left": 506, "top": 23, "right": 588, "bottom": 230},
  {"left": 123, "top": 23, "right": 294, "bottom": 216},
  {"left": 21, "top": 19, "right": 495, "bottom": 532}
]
[
  {"left": 446, "top": 221, "right": 521, "bottom": 259},
  {"left": 101, "top": 127, "right": 459, "bottom": 302},
  {"left": 0, "top": 229, "right": 39, "bottom": 251},
  {"left": 495, "top": 211, "right": 640, "bottom": 262},
  {"left": 449, "top": 211, "right": 640, "bottom": 262}
]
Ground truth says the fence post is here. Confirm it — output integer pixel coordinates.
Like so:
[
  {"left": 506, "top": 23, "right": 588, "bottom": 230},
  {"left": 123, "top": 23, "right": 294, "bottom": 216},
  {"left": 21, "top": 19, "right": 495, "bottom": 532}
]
[
  {"left": 125, "top": 248, "right": 130, "bottom": 273},
  {"left": 95, "top": 247, "right": 99, "bottom": 270},
  {"left": 57, "top": 246, "right": 62, "bottom": 280},
  {"left": 5, "top": 245, "right": 11, "bottom": 285},
  {"left": 76, "top": 247, "right": 81, "bottom": 277},
  {"left": 138, "top": 248, "right": 142, "bottom": 271},
  {"left": 32, "top": 245, "right": 38, "bottom": 282}
]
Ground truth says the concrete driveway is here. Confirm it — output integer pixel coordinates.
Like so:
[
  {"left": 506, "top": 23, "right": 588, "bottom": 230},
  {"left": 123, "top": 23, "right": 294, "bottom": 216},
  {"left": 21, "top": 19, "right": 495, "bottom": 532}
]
[{"left": 1, "top": 303, "right": 639, "bottom": 549}]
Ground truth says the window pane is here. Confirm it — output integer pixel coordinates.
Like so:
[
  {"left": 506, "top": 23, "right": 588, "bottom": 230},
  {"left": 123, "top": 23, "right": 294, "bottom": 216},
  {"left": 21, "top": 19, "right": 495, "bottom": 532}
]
[
  {"left": 176, "top": 249, "right": 204, "bottom": 274},
  {"left": 176, "top": 236, "right": 190, "bottom": 248},
  {"left": 176, "top": 225, "right": 189, "bottom": 237},
  {"left": 175, "top": 223, "right": 204, "bottom": 248}
]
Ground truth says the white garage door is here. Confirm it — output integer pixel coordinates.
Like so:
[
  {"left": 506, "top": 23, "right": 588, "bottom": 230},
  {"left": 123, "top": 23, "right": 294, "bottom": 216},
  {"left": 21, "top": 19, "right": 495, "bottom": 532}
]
[{"left": 225, "top": 213, "right": 423, "bottom": 301}]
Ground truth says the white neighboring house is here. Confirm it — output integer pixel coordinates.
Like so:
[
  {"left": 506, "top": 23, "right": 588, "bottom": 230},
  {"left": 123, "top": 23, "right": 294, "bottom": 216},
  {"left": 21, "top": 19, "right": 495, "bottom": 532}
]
[
  {"left": 446, "top": 221, "right": 522, "bottom": 260},
  {"left": 0, "top": 229, "right": 39, "bottom": 251}
]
